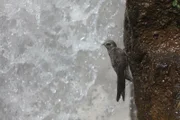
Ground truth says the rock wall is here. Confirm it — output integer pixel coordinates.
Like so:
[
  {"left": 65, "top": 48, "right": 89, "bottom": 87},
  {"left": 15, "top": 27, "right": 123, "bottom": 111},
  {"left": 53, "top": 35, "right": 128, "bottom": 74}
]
[{"left": 123, "top": 0, "right": 180, "bottom": 119}]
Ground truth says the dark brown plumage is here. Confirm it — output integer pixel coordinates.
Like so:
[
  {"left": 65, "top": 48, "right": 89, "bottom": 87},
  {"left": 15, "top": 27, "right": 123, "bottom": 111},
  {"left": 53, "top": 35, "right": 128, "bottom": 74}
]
[{"left": 103, "top": 40, "right": 132, "bottom": 102}]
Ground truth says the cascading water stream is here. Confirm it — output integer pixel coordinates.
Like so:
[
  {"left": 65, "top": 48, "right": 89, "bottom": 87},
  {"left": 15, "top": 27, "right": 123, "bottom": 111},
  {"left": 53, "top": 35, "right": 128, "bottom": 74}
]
[{"left": 0, "top": 0, "right": 132, "bottom": 120}]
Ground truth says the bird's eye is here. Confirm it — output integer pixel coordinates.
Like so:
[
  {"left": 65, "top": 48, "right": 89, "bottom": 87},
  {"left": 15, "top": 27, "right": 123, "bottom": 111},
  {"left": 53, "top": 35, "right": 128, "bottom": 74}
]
[{"left": 106, "top": 43, "right": 111, "bottom": 46}]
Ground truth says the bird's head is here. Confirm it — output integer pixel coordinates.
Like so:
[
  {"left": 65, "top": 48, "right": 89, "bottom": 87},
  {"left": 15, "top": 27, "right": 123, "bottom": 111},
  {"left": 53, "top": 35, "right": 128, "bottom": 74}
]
[{"left": 102, "top": 40, "right": 117, "bottom": 51}]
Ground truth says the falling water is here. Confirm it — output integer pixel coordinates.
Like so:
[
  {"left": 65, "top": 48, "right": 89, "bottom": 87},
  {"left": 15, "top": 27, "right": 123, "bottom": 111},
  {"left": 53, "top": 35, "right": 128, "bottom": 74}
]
[{"left": 0, "top": 0, "right": 132, "bottom": 120}]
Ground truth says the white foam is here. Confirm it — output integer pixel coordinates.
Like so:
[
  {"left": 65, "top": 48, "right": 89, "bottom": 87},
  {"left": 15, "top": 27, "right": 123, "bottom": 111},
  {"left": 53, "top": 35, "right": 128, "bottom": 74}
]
[{"left": 0, "top": 0, "right": 132, "bottom": 120}]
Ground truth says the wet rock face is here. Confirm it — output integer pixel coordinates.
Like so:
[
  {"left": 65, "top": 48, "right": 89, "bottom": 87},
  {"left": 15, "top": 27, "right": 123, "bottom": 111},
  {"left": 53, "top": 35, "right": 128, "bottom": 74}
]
[
  {"left": 137, "top": 53, "right": 180, "bottom": 120},
  {"left": 124, "top": 0, "right": 180, "bottom": 120}
]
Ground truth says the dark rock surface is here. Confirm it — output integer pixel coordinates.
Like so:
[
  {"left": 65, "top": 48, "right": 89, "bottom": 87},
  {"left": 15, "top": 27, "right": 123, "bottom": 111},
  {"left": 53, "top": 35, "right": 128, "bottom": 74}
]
[{"left": 123, "top": 0, "right": 180, "bottom": 119}]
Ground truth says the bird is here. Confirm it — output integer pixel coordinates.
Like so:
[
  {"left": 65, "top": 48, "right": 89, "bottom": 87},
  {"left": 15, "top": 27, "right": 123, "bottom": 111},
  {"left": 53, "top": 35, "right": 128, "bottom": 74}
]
[{"left": 103, "top": 40, "right": 133, "bottom": 102}]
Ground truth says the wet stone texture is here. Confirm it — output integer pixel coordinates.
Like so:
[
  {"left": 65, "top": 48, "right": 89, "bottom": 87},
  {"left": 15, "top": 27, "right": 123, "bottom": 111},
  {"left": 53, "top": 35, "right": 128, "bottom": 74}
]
[{"left": 123, "top": 0, "right": 180, "bottom": 120}]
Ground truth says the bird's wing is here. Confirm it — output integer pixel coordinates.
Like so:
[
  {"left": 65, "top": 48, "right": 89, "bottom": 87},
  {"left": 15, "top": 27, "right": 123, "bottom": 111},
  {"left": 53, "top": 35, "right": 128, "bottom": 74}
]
[
  {"left": 112, "top": 49, "right": 133, "bottom": 81},
  {"left": 110, "top": 48, "right": 127, "bottom": 102},
  {"left": 109, "top": 48, "right": 127, "bottom": 69}
]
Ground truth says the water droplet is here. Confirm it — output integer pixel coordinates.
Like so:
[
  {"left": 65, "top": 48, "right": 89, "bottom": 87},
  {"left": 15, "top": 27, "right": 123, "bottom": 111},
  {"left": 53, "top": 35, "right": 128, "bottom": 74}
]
[
  {"left": 80, "top": 37, "right": 85, "bottom": 41},
  {"left": 50, "top": 87, "right": 57, "bottom": 93}
]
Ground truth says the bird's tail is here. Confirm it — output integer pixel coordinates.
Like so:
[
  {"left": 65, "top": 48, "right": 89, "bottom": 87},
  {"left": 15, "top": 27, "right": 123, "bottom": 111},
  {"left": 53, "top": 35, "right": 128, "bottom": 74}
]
[
  {"left": 116, "top": 73, "right": 125, "bottom": 102},
  {"left": 116, "top": 87, "right": 125, "bottom": 102},
  {"left": 122, "top": 90, "right": 125, "bottom": 101}
]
